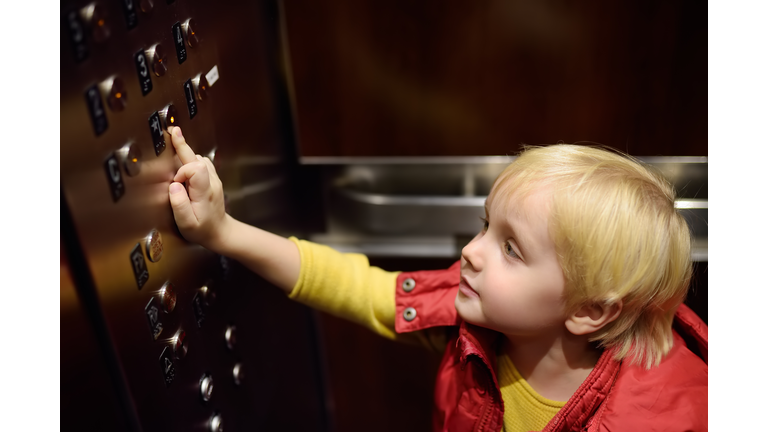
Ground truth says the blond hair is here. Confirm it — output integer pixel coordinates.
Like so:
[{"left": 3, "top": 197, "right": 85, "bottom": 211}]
[{"left": 488, "top": 144, "right": 692, "bottom": 369}]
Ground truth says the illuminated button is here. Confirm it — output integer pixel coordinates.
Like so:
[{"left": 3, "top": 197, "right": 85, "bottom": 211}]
[
  {"left": 80, "top": 3, "right": 110, "bottom": 43},
  {"left": 209, "top": 412, "right": 223, "bottom": 432},
  {"left": 159, "top": 281, "right": 177, "bottom": 313},
  {"left": 173, "top": 330, "right": 188, "bottom": 360},
  {"left": 139, "top": 0, "right": 153, "bottom": 13},
  {"left": 224, "top": 325, "right": 236, "bottom": 350},
  {"left": 199, "top": 373, "right": 214, "bottom": 402},
  {"left": 232, "top": 363, "right": 244, "bottom": 386},
  {"left": 102, "top": 76, "right": 127, "bottom": 112},
  {"left": 192, "top": 73, "right": 209, "bottom": 101},
  {"left": 116, "top": 142, "right": 141, "bottom": 176},
  {"left": 145, "top": 229, "right": 163, "bottom": 262},
  {"left": 145, "top": 44, "right": 168, "bottom": 77},
  {"left": 158, "top": 104, "right": 179, "bottom": 129},
  {"left": 182, "top": 18, "right": 199, "bottom": 48}
]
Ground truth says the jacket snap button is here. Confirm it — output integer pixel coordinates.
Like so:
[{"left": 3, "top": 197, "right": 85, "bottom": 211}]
[
  {"left": 403, "top": 307, "right": 417, "bottom": 321},
  {"left": 402, "top": 278, "right": 416, "bottom": 292}
]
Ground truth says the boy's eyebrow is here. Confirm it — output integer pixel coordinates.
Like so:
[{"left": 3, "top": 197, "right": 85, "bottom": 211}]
[{"left": 487, "top": 201, "right": 528, "bottom": 259}]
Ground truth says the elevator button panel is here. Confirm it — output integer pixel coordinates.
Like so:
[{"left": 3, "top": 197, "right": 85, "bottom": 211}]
[
  {"left": 104, "top": 153, "right": 125, "bottom": 201},
  {"left": 145, "top": 297, "right": 163, "bottom": 340},
  {"left": 85, "top": 85, "right": 108, "bottom": 136},
  {"left": 134, "top": 50, "right": 153, "bottom": 95},
  {"left": 129, "top": 243, "right": 150, "bottom": 289},
  {"left": 172, "top": 22, "right": 187, "bottom": 64}
]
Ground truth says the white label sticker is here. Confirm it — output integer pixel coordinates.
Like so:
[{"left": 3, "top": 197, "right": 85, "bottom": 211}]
[{"left": 206, "top": 65, "right": 220, "bottom": 87}]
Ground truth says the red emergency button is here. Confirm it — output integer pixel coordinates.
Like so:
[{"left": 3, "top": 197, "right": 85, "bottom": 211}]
[{"left": 173, "top": 330, "right": 188, "bottom": 360}]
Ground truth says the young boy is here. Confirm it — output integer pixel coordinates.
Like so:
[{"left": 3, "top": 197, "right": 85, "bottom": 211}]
[{"left": 167, "top": 126, "right": 707, "bottom": 431}]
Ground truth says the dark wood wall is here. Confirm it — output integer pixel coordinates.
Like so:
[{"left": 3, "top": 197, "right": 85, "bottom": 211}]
[{"left": 283, "top": 0, "right": 707, "bottom": 157}]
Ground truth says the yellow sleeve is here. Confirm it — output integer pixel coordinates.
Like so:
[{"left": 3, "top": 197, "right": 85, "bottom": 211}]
[{"left": 287, "top": 237, "right": 400, "bottom": 340}]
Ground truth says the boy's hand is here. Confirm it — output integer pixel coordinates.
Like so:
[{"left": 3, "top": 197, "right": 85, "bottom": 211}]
[{"left": 168, "top": 126, "right": 229, "bottom": 252}]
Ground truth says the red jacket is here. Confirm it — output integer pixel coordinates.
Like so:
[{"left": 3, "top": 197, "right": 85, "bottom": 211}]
[{"left": 394, "top": 261, "right": 708, "bottom": 432}]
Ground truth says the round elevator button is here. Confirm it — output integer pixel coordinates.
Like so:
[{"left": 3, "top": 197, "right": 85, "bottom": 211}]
[
  {"left": 100, "top": 76, "right": 127, "bottom": 112},
  {"left": 80, "top": 3, "right": 110, "bottom": 43},
  {"left": 158, "top": 104, "right": 179, "bottom": 129},
  {"left": 403, "top": 307, "right": 417, "bottom": 322},
  {"left": 402, "top": 278, "right": 416, "bottom": 292},
  {"left": 192, "top": 73, "right": 209, "bottom": 101},
  {"left": 146, "top": 44, "right": 168, "bottom": 77},
  {"left": 183, "top": 18, "right": 199, "bottom": 48},
  {"left": 159, "top": 281, "right": 176, "bottom": 313},
  {"left": 173, "top": 330, "right": 188, "bottom": 360},
  {"left": 117, "top": 142, "right": 141, "bottom": 176},
  {"left": 145, "top": 229, "right": 163, "bottom": 262},
  {"left": 199, "top": 373, "right": 214, "bottom": 402},
  {"left": 209, "top": 412, "right": 223, "bottom": 432},
  {"left": 225, "top": 325, "right": 236, "bottom": 350},
  {"left": 232, "top": 362, "right": 244, "bottom": 386},
  {"left": 139, "top": 0, "right": 154, "bottom": 13}
]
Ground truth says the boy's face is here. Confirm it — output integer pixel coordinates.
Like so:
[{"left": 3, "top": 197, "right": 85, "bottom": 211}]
[{"left": 455, "top": 187, "right": 568, "bottom": 338}]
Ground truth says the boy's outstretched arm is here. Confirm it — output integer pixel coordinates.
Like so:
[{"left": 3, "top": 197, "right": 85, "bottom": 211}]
[{"left": 167, "top": 126, "right": 300, "bottom": 294}]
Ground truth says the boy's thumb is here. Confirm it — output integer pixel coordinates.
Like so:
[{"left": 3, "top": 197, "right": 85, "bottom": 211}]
[{"left": 169, "top": 182, "right": 197, "bottom": 230}]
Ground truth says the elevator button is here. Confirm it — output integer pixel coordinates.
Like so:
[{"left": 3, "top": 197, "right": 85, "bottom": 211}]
[
  {"left": 85, "top": 85, "right": 108, "bottom": 136},
  {"left": 159, "top": 282, "right": 177, "bottom": 313},
  {"left": 232, "top": 363, "right": 244, "bottom": 386},
  {"left": 146, "top": 44, "right": 168, "bottom": 77},
  {"left": 104, "top": 153, "right": 125, "bottom": 202},
  {"left": 199, "top": 373, "right": 214, "bottom": 402},
  {"left": 100, "top": 77, "right": 128, "bottom": 112},
  {"left": 145, "top": 229, "right": 163, "bottom": 262},
  {"left": 182, "top": 19, "right": 199, "bottom": 48},
  {"left": 129, "top": 243, "right": 149, "bottom": 289},
  {"left": 158, "top": 104, "right": 179, "bottom": 129},
  {"left": 140, "top": 0, "right": 153, "bottom": 13},
  {"left": 225, "top": 325, "right": 236, "bottom": 350},
  {"left": 117, "top": 142, "right": 141, "bottom": 176},
  {"left": 148, "top": 111, "right": 165, "bottom": 156},
  {"left": 80, "top": 3, "right": 110, "bottom": 43},
  {"left": 192, "top": 73, "right": 209, "bottom": 101},
  {"left": 173, "top": 330, "right": 188, "bottom": 360},
  {"left": 134, "top": 50, "right": 153, "bottom": 96},
  {"left": 209, "top": 412, "right": 223, "bottom": 432},
  {"left": 119, "top": 0, "right": 138, "bottom": 30},
  {"left": 159, "top": 347, "right": 176, "bottom": 387},
  {"left": 172, "top": 22, "right": 187, "bottom": 64},
  {"left": 145, "top": 297, "right": 163, "bottom": 340}
]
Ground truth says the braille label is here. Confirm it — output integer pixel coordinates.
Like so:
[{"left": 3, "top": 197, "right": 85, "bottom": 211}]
[
  {"left": 104, "top": 153, "right": 125, "bottom": 202},
  {"left": 130, "top": 243, "right": 149, "bottom": 289},
  {"left": 172, "top": 22, "right": 187, "bottom": 64}
]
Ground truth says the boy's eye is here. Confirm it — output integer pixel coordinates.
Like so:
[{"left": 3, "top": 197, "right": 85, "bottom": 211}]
[{"left": 504, "top": 241, "right": 519, "bottom": 259}]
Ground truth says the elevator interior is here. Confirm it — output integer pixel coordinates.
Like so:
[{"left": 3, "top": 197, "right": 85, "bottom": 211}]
[{"left": 60, "top": 1, "right": 707, "bottom": 431}]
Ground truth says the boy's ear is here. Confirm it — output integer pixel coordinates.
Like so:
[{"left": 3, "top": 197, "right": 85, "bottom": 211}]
[{"left": 565, "top": 300, "right": 623, "bottom": 336}]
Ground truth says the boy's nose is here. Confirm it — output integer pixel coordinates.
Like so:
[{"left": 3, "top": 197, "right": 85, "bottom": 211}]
[{"left": 461, "top": 233, "right": 484, "bottom": 271}]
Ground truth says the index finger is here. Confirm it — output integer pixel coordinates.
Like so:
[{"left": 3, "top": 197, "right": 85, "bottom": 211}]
[{"left": 170, "top": 126, "right": 198, "bottom": 165}]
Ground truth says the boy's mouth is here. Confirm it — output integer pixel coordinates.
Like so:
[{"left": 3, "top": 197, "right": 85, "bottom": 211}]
[{"left": 459, "top": 276, "right": 479, "bottom": 298}]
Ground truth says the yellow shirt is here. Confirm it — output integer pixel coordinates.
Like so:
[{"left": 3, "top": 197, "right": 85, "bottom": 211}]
[{"left": 288, "top": 238, "right": 565, "bottom": 431}]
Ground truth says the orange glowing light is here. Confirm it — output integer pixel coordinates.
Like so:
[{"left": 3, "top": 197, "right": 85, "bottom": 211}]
[
  {"left": 132, "top": 158, "right": 138, "bottom": 163},
  {"left": 170, "top": 116, "right": 175, "bottom": 123},
  {"left": 115, "top": 92, "right": 122, "bottom": 99},
  {"left": 98, "top": 19, "right": 105, "bottom": 27}
]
